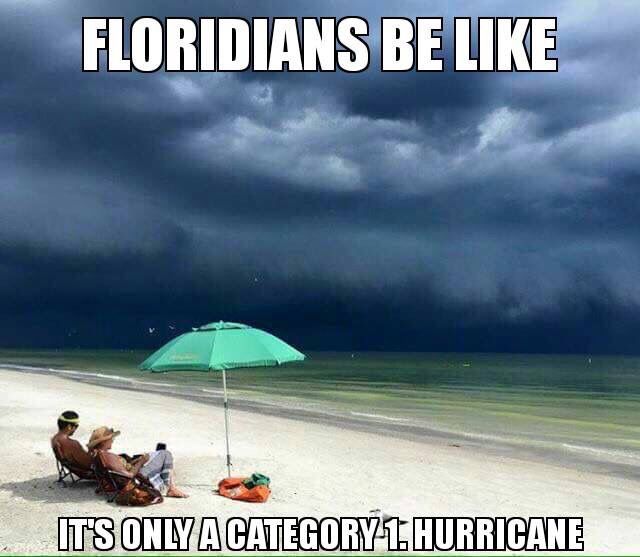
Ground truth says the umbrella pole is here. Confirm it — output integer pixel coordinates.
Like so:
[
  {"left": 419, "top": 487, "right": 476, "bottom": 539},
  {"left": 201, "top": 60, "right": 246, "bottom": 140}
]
[{"left": 222, "top": 369, "right": 232, "bottom": 478}]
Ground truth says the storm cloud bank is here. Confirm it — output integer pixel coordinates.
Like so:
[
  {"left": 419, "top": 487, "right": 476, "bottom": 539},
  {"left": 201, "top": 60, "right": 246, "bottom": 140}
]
[{"left": 1, "top": 1, "right": 639, "bottom": 352}]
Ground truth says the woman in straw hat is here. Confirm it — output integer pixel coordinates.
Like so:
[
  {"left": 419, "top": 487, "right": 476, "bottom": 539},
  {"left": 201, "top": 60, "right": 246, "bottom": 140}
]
[{"left": 88, "top": 426, "right": 188, "bottom": 498}]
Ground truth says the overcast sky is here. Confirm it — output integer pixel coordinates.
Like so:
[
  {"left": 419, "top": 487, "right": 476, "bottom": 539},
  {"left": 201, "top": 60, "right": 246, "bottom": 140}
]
[{"left": 1, "top": 0, "right": 639, "bottom": 352}]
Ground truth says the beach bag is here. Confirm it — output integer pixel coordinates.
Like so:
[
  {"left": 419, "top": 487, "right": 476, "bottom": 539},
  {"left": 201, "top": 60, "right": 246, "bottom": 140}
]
[
  {"left": 114, "top": 477, "right": 163, "bottom": 506},
  {"left": 218, "top": 476, "right": 271, "bottom": 503}
]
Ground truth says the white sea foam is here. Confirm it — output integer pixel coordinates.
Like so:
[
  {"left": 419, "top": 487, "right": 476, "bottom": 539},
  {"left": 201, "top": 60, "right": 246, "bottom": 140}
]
[
  {"left": 50, "top": 368, "right": 135, "bottom": 382},
  {"left": 201, "top": 388, "right": 224, "bottom": 395},
  {"left": 562, "top": 443, "right": 640, "bottom": 464},
  {"left": 4, "top": 363, "right": 180, "bottom": 390},
  {"left": 350, "top": 411, "right": 409, "bottom": 422},
  {"left": 130, "top": 379, "right": 177, "bottom": 387},
  {"left": 2, "top": 364, "right": 49, "bottom": 371}
]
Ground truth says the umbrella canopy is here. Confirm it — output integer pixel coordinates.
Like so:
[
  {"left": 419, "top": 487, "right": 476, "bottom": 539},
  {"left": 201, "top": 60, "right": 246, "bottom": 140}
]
[
  {"left": 139, "top": 321, "right": 305, "bottom": 372},
  {"left": 139, "top": 321, "right": 305, "bottom": 477}
]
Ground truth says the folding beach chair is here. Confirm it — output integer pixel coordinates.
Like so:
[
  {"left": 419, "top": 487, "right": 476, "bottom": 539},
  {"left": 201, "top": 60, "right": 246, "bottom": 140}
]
[
  {"left": 91, "top": 451, "right": 161, "bottom": 505},
  {"left": 91, "top": 451, "right": 128, "bottom": 501},
  {"left": 52, "top": 441, "right": 95, "bottom": 486}
]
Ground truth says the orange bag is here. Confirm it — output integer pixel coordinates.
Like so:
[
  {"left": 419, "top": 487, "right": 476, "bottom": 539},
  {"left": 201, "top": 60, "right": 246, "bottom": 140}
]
[{"left": 218, "top": 477, "right": 271, "bottom": 503}]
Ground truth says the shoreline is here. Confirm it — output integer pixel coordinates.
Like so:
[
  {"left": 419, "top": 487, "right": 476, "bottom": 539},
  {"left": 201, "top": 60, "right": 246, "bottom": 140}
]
[{"left": 3, "top": 364, "right": 640, "bottom": 483}]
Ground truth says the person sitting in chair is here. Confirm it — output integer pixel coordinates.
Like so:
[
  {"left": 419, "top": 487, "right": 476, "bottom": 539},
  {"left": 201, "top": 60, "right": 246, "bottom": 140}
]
[
  {"left": 88, "top": 426, "right": 188, "bottom": 498},
  {"left": 51, "top": 410, "right": 94, "bottom": 478}
]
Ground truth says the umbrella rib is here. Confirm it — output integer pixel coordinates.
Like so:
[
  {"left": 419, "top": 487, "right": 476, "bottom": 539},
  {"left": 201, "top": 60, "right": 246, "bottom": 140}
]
[
  {"left": 246, "top": 329, "right": 284, "bottom": 366},
  {"left": 207, "top": 329, "right": 218, "bottom": 370}
]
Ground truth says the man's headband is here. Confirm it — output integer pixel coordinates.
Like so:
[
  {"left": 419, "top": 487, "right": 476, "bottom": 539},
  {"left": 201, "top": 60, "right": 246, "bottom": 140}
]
[{"left": 58, "top": 415, "right": 79, "bottom": 424}]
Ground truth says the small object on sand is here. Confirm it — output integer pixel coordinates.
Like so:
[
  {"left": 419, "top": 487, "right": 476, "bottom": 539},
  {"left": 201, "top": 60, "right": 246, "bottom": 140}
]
[{"left": 369, "top": 509, "right": 409, "bottom": 537}]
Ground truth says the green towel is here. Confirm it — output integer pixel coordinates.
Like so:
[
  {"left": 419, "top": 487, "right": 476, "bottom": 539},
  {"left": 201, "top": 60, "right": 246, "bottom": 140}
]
[{"left": 243, "top": 473, "right": 270, "bottom": 489}]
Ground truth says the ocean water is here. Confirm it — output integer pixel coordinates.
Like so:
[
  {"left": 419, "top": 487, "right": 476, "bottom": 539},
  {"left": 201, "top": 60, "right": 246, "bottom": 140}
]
[{"left": 2, "top": 349, "right": 640, "bottom": 470}]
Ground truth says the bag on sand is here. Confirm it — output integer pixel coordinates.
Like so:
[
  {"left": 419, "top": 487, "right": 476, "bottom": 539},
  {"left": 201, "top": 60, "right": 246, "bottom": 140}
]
[
  {"left": 218, "top": 476, "right": 271, "bottom": 503},
  {"left": 243, "top": 473, "right": 270, "bottom": 489},
  {"left": 114, "top": 477, "right": 163, "bottom": 506}
]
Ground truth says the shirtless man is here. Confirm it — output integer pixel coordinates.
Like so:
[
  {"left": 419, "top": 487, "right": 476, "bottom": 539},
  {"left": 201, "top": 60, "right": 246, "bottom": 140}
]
[
  {"left": 51, "top": 410, "right": 93, "bottom": 475},
  {"left": 88, "top": 426, "right": 188, "bottom": 498}
]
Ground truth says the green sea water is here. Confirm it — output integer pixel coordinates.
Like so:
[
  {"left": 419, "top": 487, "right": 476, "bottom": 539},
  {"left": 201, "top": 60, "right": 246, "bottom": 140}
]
[{"left": 2, "top": 349, "right": 640, "bottom": 468}]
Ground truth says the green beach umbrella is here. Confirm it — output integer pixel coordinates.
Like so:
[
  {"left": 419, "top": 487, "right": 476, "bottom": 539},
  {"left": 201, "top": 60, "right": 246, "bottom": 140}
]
[{"left": 139, "top": 321, "right": 305, "bottom": 477}]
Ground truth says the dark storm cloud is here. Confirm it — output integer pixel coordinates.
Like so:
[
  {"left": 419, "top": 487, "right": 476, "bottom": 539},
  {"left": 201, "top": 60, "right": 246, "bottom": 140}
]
[{"left": 1, "top": 0, "right": 640, "bottom": 352}]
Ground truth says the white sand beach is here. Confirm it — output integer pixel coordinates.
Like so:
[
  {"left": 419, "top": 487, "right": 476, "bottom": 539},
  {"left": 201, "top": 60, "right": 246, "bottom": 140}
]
[{"left": 0, "top": 368, "right": 639, "bottom": 553}]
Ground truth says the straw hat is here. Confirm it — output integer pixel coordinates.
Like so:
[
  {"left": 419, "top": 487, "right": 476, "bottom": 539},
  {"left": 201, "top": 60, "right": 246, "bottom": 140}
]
[{"left": 87, "top": 426, "right": 120, "bottom": 450}]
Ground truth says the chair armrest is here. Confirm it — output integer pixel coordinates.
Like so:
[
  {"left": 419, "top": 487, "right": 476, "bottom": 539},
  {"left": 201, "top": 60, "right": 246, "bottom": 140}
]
[{"left": 108, "top": 469, "right": 133, "bottom": 480}]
